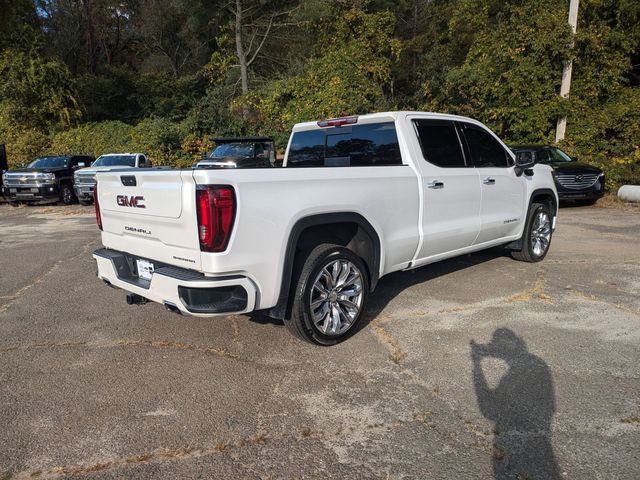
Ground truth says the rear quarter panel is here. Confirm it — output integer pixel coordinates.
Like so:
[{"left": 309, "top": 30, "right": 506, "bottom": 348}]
[{"left": 192, "top": 166, "right": 420, "bottom": 310}]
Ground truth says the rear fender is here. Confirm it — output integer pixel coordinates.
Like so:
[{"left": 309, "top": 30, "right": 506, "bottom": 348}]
[{"left": 269, "top": 212, "right": 381, "bottom": 320}]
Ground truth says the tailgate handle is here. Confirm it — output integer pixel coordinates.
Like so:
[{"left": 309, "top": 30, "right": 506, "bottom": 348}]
[{"left": 121, "top": 175, "right": 137, "bottom": 186}]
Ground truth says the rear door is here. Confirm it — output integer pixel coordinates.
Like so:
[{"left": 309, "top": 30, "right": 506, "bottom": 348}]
[
  {"left": 409, "top": 118, "right": 481, "bottom": 260},
  {"left": 459, "top": 122, "right": 525, "bottom": 244},
  {"left": 96, "top": 169, "right": 202, "bottom": 269}
]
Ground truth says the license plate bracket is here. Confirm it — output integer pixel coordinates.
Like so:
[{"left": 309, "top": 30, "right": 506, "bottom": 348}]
[{"left": 136, "top": 259, "right": 154, "bottom": 281}]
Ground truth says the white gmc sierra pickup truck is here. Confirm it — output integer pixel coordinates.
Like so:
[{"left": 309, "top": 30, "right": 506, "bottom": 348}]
[{"left": 93, "top": 112, "right": 558, "bottom": 345}]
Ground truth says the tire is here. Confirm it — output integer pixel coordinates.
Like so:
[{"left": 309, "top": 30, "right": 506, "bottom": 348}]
[
  {"left": 60, "top": 184, "right": 75, "bottom": 205},
  {"left": 79, "top": 199, "right": 93, "bottom": 206},
  {"left": 9, "top": 201, "right": 20, "bottom": 207},
  {"left": 510, "top": 202, "right": 553, "bottom": 263},
  {"left": 285, "top": 243, "right": 369, "bottom": 346}
]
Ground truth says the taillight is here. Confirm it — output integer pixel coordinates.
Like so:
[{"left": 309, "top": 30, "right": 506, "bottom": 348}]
[
  {"left": 94, "top": 183, "right": 102, "bottom": 230},
  {"left": 196, "top": 186, "right": 236, "bottom": 252}
]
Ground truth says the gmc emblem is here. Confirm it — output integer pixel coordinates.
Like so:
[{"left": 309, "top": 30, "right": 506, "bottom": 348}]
[{"left": 116, "top": 195, "right": 146, "bottom": 208}]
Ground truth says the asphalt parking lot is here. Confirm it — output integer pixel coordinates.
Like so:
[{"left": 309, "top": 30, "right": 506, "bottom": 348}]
[{"left": 0, "top": 202, "right": 638, "bottom": 479}]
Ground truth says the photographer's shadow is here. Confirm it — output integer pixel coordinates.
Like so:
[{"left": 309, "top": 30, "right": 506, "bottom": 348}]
[{"left": 471, "top": 329, "right": 560, "bottom": 479}]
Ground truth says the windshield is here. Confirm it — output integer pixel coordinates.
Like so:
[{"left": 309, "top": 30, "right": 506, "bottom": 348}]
[
  {"left": 92, "top": 155, "right": 136, "bottom": 167},
  {"left": 28, "top": 156, "right": 69, "bottom": 168},
  {"left": 538, "top": 148, "right": 574, "bottom": 164},
  {"left": 211, "top": 143, "right": 254, "bottom": 158}
]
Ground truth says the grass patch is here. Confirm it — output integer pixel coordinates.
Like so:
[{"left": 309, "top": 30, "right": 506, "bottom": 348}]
[
  {"left": 620, "top": 416, "right": 640, "bottom": 425},
  {"left": 595, "top": 194, "right": 640, "bottom": 212}
]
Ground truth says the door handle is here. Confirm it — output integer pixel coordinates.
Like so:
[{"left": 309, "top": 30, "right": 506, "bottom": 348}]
[
  {"left": 483, "top": 177, "right": 496, "bottom": 185},
  {"left": 427, "top": 180, "right": 444, "bottom": 189}
]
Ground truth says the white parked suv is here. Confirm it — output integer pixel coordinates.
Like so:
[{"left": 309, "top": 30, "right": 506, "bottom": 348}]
[
  {"left": 74, "top": 153, "right": 150, "bottom": 205},
  {"left": 92, "top": 112, "right": 557, "bottom": 345}
]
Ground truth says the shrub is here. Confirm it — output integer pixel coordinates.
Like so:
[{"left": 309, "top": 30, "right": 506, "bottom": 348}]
[
  {"left": 130, "top": 117, "right": 187, "bottom": 167},
  {"left": 3, "top": 127, "right": 51, "bottom": 168},
  {"left": 50, "top": 121, "right": 134, "bottom": 157}
]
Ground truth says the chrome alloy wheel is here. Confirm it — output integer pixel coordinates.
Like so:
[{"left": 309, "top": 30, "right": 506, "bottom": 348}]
[
  {"left": 531, "top": 210, "right": 551, "bottom": 257},
  {"left": 309, "top": 259, "right": 364, "bottom": 336}
]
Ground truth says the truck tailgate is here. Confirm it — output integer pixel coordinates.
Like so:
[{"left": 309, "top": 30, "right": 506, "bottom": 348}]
[{"left": 96, "top": 169, "right": 203, "bottom": 270}]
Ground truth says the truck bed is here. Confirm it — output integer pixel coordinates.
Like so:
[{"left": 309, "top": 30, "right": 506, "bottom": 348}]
[{"left": 95, "top": 166, "right": 421, "bottom": 310}]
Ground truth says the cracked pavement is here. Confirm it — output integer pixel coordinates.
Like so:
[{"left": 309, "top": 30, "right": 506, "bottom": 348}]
[{"left": 0, "top": 203, "right": 638, "bottom": 479}]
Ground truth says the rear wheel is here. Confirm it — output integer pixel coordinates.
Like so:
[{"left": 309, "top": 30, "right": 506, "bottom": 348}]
[
  {"left": 285, "top": 243, "right": 369, "bottom": 346},
  {"left": 510, "top": 202, "right": 553, "bottom": 263}
]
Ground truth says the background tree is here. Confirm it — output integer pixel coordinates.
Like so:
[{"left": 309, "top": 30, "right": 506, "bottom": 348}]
[{"left": 0, "top": 0, "right": 637, "bottom": 188}]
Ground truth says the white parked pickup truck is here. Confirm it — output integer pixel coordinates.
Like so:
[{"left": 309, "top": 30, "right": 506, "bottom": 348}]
[
  {"left": 93, "top": 112, "right": 558, "bottom": 345},
  {"left": 74, "top": 153, "right": 151, "bottom": 205}
]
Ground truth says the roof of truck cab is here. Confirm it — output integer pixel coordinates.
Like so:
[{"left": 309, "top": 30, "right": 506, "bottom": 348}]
[
  {"left": 291, "top": 111, "right": 481, "bottom": 132},
  {"left": 99, "top": 153, "right": 144, "bottom": 156}
]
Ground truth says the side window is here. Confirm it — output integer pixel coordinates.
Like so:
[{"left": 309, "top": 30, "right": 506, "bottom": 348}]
[
  {"left": 330, "top": 123, "right": 402, "bottom": 166},
  {"left": 548, "top": 148, "right": 569, "bottom": 162},
  {"left": 536, "top": 149, "right": 550, "bottom": 163},
  {"left": 287, "top": 122, "right": 402, "bottom": 167},
  {"left": 287, "top": 130, "right": 325, "bottom": 167},
  {"left": 138, "top": 155, "right": 147, "bottom": 167},
  {"left": 413, "top": 120, "right": 466, "bottom": 168},
  {"left": 463, "top": 124, "right": 511, "bottom": 168}
]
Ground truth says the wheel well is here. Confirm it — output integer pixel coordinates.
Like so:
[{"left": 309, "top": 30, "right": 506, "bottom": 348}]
[
  {"left": 530, "top": 190, "right": 557, "bottom": 216},
  {"left": 296, "top": 222, "right": 376, "bottom": 281},
  {"left": 504, "top": 189, "right": 557, "bottom": 251},
  {"left": 269, "top": 213, "right": 380, "bottom": 320}
]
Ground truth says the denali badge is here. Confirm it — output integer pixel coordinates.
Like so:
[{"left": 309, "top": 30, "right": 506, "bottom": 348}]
[
  {"left": 117, "top": 195, "right": 146, "bottom": 208},
  {"left": 125, "top": 226, "right": 151, "bottom": 235}
]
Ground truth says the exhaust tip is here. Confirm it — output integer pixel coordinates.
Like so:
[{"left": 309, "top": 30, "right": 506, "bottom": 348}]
[{"left": 164, "top": 302, "right": 182, "bottom": 315}]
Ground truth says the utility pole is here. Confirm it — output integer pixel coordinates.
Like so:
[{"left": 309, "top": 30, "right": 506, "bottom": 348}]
[{"left": 555, "top": 0, "right": 579, "bottom": 143}]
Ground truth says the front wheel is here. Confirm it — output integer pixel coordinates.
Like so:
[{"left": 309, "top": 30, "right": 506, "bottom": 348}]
[
  {"left": 60, "top": 184, "right": 75, "bottom": 205},
  {"left": 510, "top": 203, "right": 553, "bottom": 262},
  {"left": 285, "top": 244, "right": 369, "bottom": 346}
]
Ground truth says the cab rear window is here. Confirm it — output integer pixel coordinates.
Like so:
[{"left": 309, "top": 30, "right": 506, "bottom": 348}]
[{"left": 287, "top": 122, "right": 402, "bottom": 167}]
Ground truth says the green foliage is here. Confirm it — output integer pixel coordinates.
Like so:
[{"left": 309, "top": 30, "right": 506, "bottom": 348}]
[
  {"left": 426, "top": 0, "right": 572, "bottom": 141},
  {"left": 77, "top": 69, "right": 204, "bottom": 123},
  {"left": 2, "top": 127, "right": 51, "bottom": 169},
  {"left": 0, "top": 0, "right": 637, "bottom": 189},
  {"left": 244, "top": 7, "right": 401, "bottom": 141},
  {"left": 0, "top": 48, "right": 82, "bottom": 130},
  {"left": 181, "top": 85, "right": 248, "bottom": 138},
  {"left": 130, "top": 117, "right": 183, "bottom": 165},
  {"left": 135, "top": 74, "right": 205, "bottom": 121},
  {"left": 50, "top": 121, "right": 134, "bottom": 157},
  {"left": 562, "top": 87, "right": 640, "bottom": 189},
  {"left": 76, "top": 69, "right": 140, "bottom": 123},
  {"left": 0, "top": 0, "right": 41, "bottom": 51}
]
